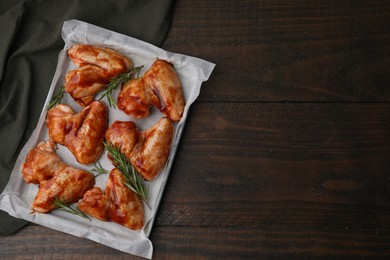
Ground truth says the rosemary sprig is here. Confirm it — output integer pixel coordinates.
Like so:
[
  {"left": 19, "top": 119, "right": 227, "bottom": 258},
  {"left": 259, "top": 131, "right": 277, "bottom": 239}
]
[
  {"left": 52, "top": 196, "right": 91, "bottom": 221},
  {"left": 103, "top": 142, "right": 148, "bottom": 203},
  {"left": 99, "top": 66, "right": 144, "bottom": 108},
  {"left": 46, "top": 85, "right": 65, "bottom": 110},
  {"left": 91, "top": 161, "right": 109, "bottom": 178}
]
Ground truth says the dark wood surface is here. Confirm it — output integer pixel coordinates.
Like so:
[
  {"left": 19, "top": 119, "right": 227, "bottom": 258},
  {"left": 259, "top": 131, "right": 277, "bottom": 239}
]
[{"left": 2, "top": 0, "right": 390, "bottom": 259}]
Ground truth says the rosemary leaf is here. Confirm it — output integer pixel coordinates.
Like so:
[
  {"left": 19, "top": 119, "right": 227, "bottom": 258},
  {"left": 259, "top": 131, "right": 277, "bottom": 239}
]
[
  {"left": 91, "top": 161, "right": 109, "bottom": 178},
  {"left": 53, "top": 196, "right": 91, "bottom": 221},
  {"left": 46, "top": 85, "right": 65, "bottom": 110},
  {"left": 103, "top": 142, "right": 148, "bottom": 202},
  {"left": 99, "top": 66, "right": 144, "bottom": 108}
]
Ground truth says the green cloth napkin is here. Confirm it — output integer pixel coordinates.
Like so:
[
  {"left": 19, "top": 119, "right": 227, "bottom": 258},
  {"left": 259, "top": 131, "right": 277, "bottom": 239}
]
[{"left": 0, "top": 0, "right": 173, "bottom": 236}]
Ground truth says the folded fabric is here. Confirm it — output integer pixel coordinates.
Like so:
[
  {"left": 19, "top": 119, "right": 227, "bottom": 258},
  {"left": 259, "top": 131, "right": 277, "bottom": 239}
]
[{"left": 0, "top": 0, "right": 174, "bottom": 236}]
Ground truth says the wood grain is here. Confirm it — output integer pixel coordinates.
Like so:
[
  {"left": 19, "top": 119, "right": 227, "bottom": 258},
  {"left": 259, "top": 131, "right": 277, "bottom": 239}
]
[
  {"left": 2, "top": 224, "right": 390, "bottom": 259},
  {"left": 163, "top": 0, "right": 390, "bottom": 102},
  {"left": 158, "top": 103, "right": 390, "bottom": 231}
]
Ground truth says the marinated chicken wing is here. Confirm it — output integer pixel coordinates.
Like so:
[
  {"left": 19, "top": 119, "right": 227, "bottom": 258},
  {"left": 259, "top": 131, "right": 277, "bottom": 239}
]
[
  {"left": 117, "top": 77, "right": 156, "bottom": 119},
  {"left": 132, "top": 117, "right": 174, "bottom": 180},
  {"left": 32, "top": 166, "right": 95, "bottom": 213},
  {"left": 65, "top": 44, "right": 133, "bottom": 107},
  {"left": 104, "top": 120, "right": 140, "bottom": 159},
  {"left": 118, "top": 59, "right": 185, "bottom": 121},
  {"left": 21, "top": 140, "right": 62, "bottom": 184},
  {"left": 77, "top": 187, "right": 114, "bottom": 221},
  {"left": 105, "top": 117, "right": 174, "bottom": 180},
  {"left": 21, "top": 140, "right": 95, "bottom": 213},
  {"left": 46, "top": 101, "right": 107, "bottom": 164},
  {"left": 64, "top": 64, "right": 110, "bottom": 107},
  {"left": 67, "top": 44, "right": 132, "bottom": 77},
  {"left": 78, "top": 168, "right": 144, "bottom": 230},
  {"left": 143, "top": 59, "right": 185, "bottom": 121}
]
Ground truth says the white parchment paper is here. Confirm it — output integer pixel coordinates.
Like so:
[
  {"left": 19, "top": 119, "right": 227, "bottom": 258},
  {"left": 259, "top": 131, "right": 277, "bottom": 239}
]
[{"left": 0, "top": 19, "right": 215, "bottom": 259}]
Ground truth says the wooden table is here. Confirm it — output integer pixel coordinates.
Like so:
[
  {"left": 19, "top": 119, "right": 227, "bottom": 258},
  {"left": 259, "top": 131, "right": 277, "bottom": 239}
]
[{"left": 1, "top": 1, "right": 390, "bottom": 258}]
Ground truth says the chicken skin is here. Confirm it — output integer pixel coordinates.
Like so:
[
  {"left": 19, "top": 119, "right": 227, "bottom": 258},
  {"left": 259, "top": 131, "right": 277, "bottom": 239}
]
[
  {"left": 21, "top": 140, "right": 95, "bottom": 213},
  {"left": 67, "top": 44, "right": 132, "bottom": 77},
  {"left": 65, "top": 44, "right": 133, "bottom": 107},
  {"left": 22, "top": 139, "right": 63, "bottom": 185},
  {"left": 143, "top": 59, "right": 185, "bottom": 121},
  {"left": 117, "top": 77, "right": 155, "bottom": 119},
  {"left": 78, "top": 168, "right": 144, "bottom": 230},
  {"left": 105, "top": 117, "right": 174, "bottom": 180},
  {"left": 77, "top": 187, "right": 114, "bottom": 221},
  {"left": 118, "top": 59, "right": 185, "bottom": 121},
  {"left": 64, "top": 64, "right": 110, "bottom": 107},
  {"left": 46, "top": 101, "right": 107, "bottom": 164}
]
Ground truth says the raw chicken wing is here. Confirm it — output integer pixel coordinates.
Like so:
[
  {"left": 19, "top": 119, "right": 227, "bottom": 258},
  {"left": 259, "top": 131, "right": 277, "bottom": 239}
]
[
  {"left": 32, "top": 166, "right": 95, "bottom": 213},
  {"left": 64, "top": 64, "right": 110, "bottom": 107},
  {"left": 67, "top": 44, "right": 132, "bottom": 77},
  {"left": 22, "top": 140, "right": 62, "bottom": 184},
  {"left": 65, "top": 44, "right": 133, "bottom": 107},
  {"left": 78, "top": 169, "right": 144, "bottom": 230},
  {"left": 46, "top": 101, "right": 107, "bottom": 164},
  {"left": 77, "top": 187, "right": 114, "bottom": 221},
  {"left": 105, "top": 117, "right": 174, "bottom": 180},
  {"left": 118, "top": 59, "right": 185, "bottom": 121},
  {"left": 21, "top": 140, "right": 95, "bottom": 213},
  {"left": 117, "top": 77, "right": 156, "bottom": 119}
]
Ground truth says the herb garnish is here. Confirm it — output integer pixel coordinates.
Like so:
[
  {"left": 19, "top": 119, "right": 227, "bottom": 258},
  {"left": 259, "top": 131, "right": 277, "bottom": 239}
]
[
  {"left": 103, "top": 142, "right": 148, "bottom": 203},
  {"left": 53, "top": 196, "right": 91, "bottom": 221},
  {"left": 91, "top": 161, "right": 109, "bottom": 178},
  {"left": 46, "top": 85, "right": 65, "bottom": 110},
  {"left": 99, "top": 66, "right": 143, "bottom": 108}
]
